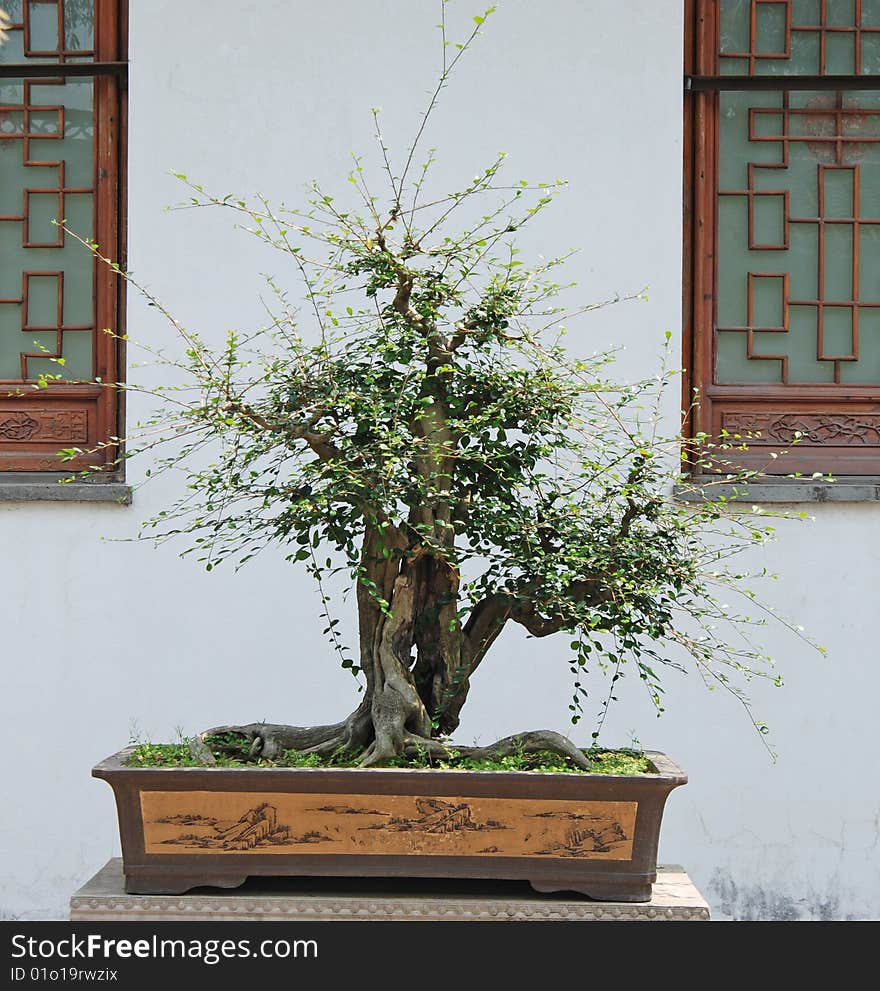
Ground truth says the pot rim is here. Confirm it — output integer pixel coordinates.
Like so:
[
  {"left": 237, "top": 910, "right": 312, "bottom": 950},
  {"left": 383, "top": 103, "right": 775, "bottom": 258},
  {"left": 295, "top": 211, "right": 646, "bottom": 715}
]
[{"left": 93, "top": 746, "right": 687, "bottom": 785}]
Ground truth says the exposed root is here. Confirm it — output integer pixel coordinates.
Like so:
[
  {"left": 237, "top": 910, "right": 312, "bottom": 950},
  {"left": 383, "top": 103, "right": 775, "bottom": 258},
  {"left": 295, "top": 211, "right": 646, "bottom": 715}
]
[
  {"left": 360, "top": 685, "right": 413, "bottom": 767},
  {"left": 198, "top": 707, "right": 372, "bottom": 763},
  {"left": 188, "top": 735, "right": 217, "bottom": 766},
  {"left": 403, "top": 729, "right": 594, "bottom": 771},
  {"left": 401, "top": 736, "right": 451, "bottom": 760},
  {"left": 193, "top": 718, "right": 592, "bottom": 773},
  {"left": 465, "top": 731, "right": 594, "bottom": 771}
]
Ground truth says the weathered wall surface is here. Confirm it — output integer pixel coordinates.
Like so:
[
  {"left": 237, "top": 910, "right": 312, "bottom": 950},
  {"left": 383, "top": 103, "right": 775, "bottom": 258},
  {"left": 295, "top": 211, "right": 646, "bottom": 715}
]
[{"left": 1, "top": 0, "right": 877, "bottom": 920}]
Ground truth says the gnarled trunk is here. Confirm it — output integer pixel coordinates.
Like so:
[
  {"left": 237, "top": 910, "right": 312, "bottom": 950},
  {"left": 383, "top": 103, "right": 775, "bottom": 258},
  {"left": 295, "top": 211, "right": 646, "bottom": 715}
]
[
  {"left": 196, "top": 524, "right": 593, "bottom": 771},
  {"left": 410, "top": 553, "right": 464, "bottom": 734},
  {"left": 355, "top": 523, "right": 466, "bottom": 763}
]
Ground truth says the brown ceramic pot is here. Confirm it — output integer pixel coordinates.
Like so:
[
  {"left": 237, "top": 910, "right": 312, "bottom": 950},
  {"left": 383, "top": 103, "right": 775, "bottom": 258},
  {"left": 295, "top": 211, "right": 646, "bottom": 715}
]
[{"left": 93, "top": 748, "right": 686, "bottom": 901}]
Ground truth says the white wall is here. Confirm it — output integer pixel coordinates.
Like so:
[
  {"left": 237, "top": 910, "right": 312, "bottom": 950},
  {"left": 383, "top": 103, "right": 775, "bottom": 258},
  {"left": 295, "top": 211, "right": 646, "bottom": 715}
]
[{"left": 1, "top": 0, "right": 877, "bottom": 921}]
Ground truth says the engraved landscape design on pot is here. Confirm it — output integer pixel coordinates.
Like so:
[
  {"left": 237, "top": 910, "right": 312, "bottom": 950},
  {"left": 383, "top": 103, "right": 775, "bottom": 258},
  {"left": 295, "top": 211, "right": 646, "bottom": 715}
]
[{"left": 140, "top": 791, "right": 637, "bottom": 860}]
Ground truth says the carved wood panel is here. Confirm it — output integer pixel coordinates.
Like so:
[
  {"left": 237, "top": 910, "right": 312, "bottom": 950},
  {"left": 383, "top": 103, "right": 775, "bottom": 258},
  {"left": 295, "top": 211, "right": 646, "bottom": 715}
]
[{"left": 141, "top": 790, "right": 638, "bottom": 862}]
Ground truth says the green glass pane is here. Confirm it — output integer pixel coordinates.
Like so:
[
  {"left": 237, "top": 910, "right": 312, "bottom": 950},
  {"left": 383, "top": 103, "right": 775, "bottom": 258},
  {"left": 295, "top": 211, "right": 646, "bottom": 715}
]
[
  {"left": 822, "top": 306, "right": 857, "bottom": 357},
  {"left": 0, "top": 224, "right": 22, "bottom": 300},
  {"left": 0, "top": 224, "right": 23, "bottom": 374},
  {"left": 62, "top": 199, "right": 94, "bottom": 326},
  {"left": 0, "top": 21, "right": 25, "bottom": 63},
  {"left": 786, "top": 307, "right": 835, "bottom": 381},
  {"left": 825, "top": 224, "right": 854, "bottom": 299},
  {"left": 826, "top": 33, "right": 856, "bottom": 74},
  {"left": 754, "top": 275, "right": 786, "bottom": 326},
  {"left": 754, "top": 193, "right": 786, "bottom": 245},
  {"left": 859, "top": 220, "right": 880, "bottom": 295},
  {"left": 862, "top": 166, "right": 880, "bottom": 219},
  {"left": 826, "top": 0, "right": 856, "bottom": 28},
  {"left": 27, "top": 192, "right": 62, "bottom": 245},
  {"left": 60, "top": 329, "right": 92, "bottom": 379},
  {"left": 788, "top": 222, "right": 819, "bottom": 298},
  {"left": 863, "top": 0, "right": 880, "bottom": 28},
  {"left": 753, "top": 111, "right": 785, "bottom": 137},
  {"left": 844, "top": 88, "right": 880, "bottom": 112},
  {"left": 841, "top": 308, "right": 880, "bottom": 381},
  {"left": 716, "top": 331, "right": 784, "bottom": 382},
  {"left": 720, "top": 0, "right": 750, "bottom": 54},
  {"left": 823, "top": 168, "right": 855, "bottom": 218},
  {"left": 717, "top": 196, "right": 750, "bottom": 326},
  {"left": 29, "top": 1, "right": 60, "bottom": 54},
  {"left": 0, "top": 350, "right": 21, "bottom": 379},
  {"left": 25, "top": 274, "right": 59, "bottom": 326},
  {"left": 0, "top": 80, "right": 23, "bottom": 107},
  {"left": 25, "top": 329, "right": 93, "bottom": 380},
  {"left": 756, "top": 2, "right": 788, "bottom": 54},
  {"left": 0, "top": 76, "right": 96, "bottom": 382},
  {"left": 721, "top": 57, "right": 751, "bottom": 75},
  {"left": 750, "top": 329, "right": 785, "bottom": 356},
  {"left": 782, "top": 31, "right": 820, "bottom": 74},
  {"left": 64, "top": 0, "right": 95, "bottom": 54},
  {"left": 26, "top": 331, "right": 91, "bottom": 381},
  {"left": 862, "top": 35, "right": 880, "bottom": 74},
  {"left": 792, "top": 0, "right": 820, "bottom": 23}
]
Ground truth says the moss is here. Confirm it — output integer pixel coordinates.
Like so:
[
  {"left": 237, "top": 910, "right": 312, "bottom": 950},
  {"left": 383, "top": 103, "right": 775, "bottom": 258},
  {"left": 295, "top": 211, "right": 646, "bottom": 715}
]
[{"left": 125, "top": 740, "right": 653, "bottom": 775}]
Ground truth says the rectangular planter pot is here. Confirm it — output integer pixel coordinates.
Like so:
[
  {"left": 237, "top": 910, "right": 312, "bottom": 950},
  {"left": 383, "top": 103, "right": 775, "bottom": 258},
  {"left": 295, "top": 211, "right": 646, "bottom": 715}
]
[{"left": 93, "top": 748, "right": 686, "bottom": 902}]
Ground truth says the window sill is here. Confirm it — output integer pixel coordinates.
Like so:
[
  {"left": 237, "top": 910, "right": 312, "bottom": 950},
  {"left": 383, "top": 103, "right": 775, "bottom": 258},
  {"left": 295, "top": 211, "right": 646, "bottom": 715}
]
[
  {"left": 674, "top": 476, "right": 880, "bottom": 504},
  {"left": 0, "top": 473, "right": 132, "bottom": 505}
]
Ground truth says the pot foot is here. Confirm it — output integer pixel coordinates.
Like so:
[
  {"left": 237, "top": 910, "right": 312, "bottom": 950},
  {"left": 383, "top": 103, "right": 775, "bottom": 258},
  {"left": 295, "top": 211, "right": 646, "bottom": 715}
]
[
  {"left": 124, "top": 874, "right": 248, "bottom": 895},
  {"left": 529, "top": 878, "right": 652, "bottom": 903}
]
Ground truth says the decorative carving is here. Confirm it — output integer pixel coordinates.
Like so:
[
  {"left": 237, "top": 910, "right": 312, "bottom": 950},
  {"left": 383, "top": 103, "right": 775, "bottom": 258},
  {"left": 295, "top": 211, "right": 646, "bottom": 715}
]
[
  {"left": 0, "top": 413, "right": 40, "bottom": 440},
  {"left": 357, "top": 798, "right": 508, "bottom": 835},
  {"left": 0, "top": 408, "right": 88, "bottom": 443},
  {"left": 722, "top": 412, "right": 880, "bottom": 446},
  {"left": 528, "top": 809, "right": 629, "bottom": 857},
  {"left": 141, "top": 790, "right": 637, "bottom": 861}
]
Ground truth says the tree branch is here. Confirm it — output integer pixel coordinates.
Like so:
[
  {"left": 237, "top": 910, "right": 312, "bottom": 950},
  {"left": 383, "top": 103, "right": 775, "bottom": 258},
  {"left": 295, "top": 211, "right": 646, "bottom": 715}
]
[
  {"left": 228, "top": 401, "right": 344, "bottom": 462},
  {"left": 465, "top": 579, "right": 610, "bottom": 652}
]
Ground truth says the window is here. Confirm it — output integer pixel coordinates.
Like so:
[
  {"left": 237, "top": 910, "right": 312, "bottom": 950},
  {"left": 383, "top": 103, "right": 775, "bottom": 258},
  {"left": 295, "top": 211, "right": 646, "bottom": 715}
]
[
  {"left": 0, "top": 0, "right": 126, "bottom": 473},
  {"left": 686, "top": 0, "right": 880, "bottom": 475}
]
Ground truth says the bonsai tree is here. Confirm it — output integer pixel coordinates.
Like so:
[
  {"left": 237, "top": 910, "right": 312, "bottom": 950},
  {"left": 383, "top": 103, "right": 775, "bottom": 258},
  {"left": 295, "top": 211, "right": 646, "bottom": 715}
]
[{"left": 67, "top": 4, "right": 815, "bottom": 769}]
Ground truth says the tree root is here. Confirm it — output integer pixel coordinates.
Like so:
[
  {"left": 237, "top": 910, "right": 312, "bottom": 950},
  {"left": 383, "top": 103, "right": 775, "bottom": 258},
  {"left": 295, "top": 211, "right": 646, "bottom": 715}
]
[
  {"left": 402, "top": 729, "right": 595, "bottom": 771},
  {"left": 197, "top": 706, "right": 372, "bottom": 764},
  {"left": 188, "top": 735, "right": 217, "bottom": 766},
  {"left": 192, "top": 720, "right": 592, "bottom": 772}
]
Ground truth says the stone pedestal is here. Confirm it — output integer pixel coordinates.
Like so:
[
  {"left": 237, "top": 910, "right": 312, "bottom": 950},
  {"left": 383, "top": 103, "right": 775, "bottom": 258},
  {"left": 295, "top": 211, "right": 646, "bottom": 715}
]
[{"left": 70, "top": 859, "right": 710, "bottom": 921}]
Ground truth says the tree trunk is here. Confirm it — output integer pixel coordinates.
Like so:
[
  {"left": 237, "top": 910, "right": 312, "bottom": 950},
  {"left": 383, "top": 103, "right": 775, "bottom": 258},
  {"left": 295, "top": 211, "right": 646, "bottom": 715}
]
[
  {"left": 196, "top": 528, "right": 591, "bottom": 770},
  {"left": 410, "top": 554, "right": 464, "bottom": 735}
]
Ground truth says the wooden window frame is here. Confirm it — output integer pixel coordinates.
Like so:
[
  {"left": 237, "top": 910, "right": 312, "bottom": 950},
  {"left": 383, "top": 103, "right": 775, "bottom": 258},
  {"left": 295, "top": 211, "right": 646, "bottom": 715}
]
[
  {"left": 0, "top": 0, "right": 127, "bottom": 474},
  {"left": 684, "top": 0, "right": 880, "bottom": 477}
]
